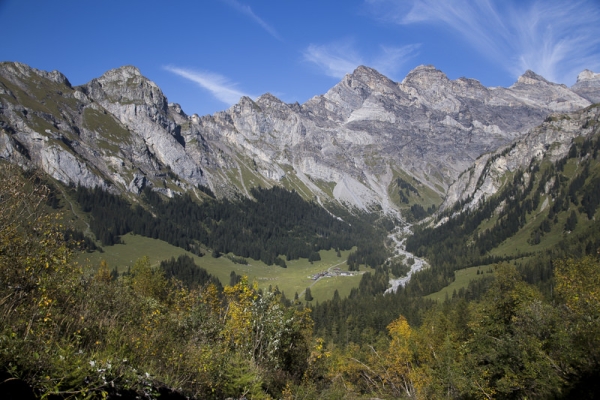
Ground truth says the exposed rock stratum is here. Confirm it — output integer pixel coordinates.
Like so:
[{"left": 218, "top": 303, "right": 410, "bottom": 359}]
[{"left": 0, "top": 61, "right": 598, "bottom": 217}]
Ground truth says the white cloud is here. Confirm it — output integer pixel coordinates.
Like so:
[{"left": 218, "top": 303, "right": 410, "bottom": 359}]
[
  {"left": 372, "top": 44, "right": 421, "bottom": 77},
  {"left": 303, "top": 41, "right": 363, "bottom": 79},
  {"left": 164, "top": 66, "right": 251, "bottom": 105},
  {"left": 221, "top": 0, "right": 282, "bottom": 41},
  {"left": 509, "top": 1, "right": 600, "bottom": 84},
  {"left": 366, "top": 0, "right": 600, "bottom": 84},
  {"left": 303, "top": 40, "right": 419, "bottom": 79}
]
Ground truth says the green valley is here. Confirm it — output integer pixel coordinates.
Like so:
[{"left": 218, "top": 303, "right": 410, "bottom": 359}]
[{"left": 77, "top": 233, "right": 362, "bottom": 303}]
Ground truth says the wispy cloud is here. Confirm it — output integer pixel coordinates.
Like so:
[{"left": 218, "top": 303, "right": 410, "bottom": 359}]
[
  {"left": 221, "top": 0, "right": 282, "bottom": 41},
  {"left": 164, "top": 66, "right": 251, "bottom": 105},
  {"left": 366, "top": 0, "right": 600, "bottom": 84},
  {"left": 373, "top": 44, "right": 421, "bottom": 77},
  {"left": 303, "top": 41, "right": 363, "bottom": 79},
  {"left": 508, "top": 1, "right": 600, "bottom": 84},
  {"left": 303, "top": 40, "right": 419, "bottom": 79}
]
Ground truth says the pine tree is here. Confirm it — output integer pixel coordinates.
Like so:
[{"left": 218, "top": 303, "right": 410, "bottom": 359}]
[{"left": 305, "top": 287, "right": 313, "bottom": 301}]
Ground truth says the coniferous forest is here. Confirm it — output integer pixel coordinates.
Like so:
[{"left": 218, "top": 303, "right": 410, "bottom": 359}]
[
  {"left": 1, "top": 123, "right": 600, "bottom": 399},
  {"left": 74, "top": 184, "right": 388, "bottom": 267}
]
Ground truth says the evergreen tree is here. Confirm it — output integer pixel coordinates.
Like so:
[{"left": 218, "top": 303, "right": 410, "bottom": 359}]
[{"left": 304, "top": 288, "right": 313, "bottom": 301}]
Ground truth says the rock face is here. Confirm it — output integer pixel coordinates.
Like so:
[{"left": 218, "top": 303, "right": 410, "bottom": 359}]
[
  {"left": 0, "top": 61, "right": 598, "bottom": 216},
  {"left": 81, "top": 66, "right": 204, "bottom": 186},
  {"left": 572, "top": 69, "right": 600, "bottom": 104},
  {"left": 442, "top": 104, "right": 600, "bottom": 212}
]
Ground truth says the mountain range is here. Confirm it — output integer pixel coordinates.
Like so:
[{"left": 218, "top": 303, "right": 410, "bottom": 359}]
[
  {"left": 2, "top": 60, "right": 600, "bottom": 399},
  {"left": 1, "top": 61, "right": 599, "bottom": 218}
]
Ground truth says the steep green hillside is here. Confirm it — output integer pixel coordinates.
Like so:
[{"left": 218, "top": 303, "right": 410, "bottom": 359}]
[
  {"left": 388, "top": 168, "right": 442, "bottom": 221},
  {"left": 406, "top": 112, "right": 600, "bottom": 297}
]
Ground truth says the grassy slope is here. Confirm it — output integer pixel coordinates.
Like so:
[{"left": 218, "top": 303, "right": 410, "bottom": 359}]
[
  {"left": 425, "top": 140, "right": 600, "bottom": 301},
  {"left": 76, "top": 234, "right": 359, "bottom": 303},
  {"left": 388, "top": 167, "right": 443, "bottom": 211}
]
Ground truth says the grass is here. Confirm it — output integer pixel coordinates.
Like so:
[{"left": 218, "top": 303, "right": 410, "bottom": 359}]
[
  {"left": 75, "top": 234, "right": 360, "bottom": 303},
  {"left": 279, "top": 165, "right": 315, "bottom": 201},
  {"left": 491, "top": 204, "right": 595, "bottom": 258},
  {"left": 83, "top": 108, "right": 132, "bottom": 145},
  {"left": 0, "top": 72, "right": 79, "bottom": 118},
  {"left": 425, "top": 265, "right": 495, "bottom": 302},
  {"left": 308, "top": 274, "right": 363, "bottom": 303},
  {"left": 311, "top": 178, "right": 336, "bottom": 198},
  {"left": 388, "top": 167, "right": 443, "bottom": 210}
]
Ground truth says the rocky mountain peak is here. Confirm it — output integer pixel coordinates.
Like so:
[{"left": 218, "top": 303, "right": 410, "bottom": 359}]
[
  {"left": 256, "top": 93, "right": 284, "bottom": 107},
  {"left": 348, "top": 65, "right": 386, "bottom": 82},
  {"left": 344, "top": 65, "right": 399, "bottom": 96},
  {"left": 571, "top": 69, "right": 600, "bottom": 103},
  {"left": 0, "top": 61, "right": 71, "bottom": 88},
  {"left": 229, "top": 96, "right": 260, "bottom": 114},
  {"left": 401, "top": 64, "right": 449, "bottom": 87},
  {"left": 84, "top": 65, "right": 167, "bottom": 110},
  {"left": 516, "top": 70, "right": 550, "bottom": 85},
  {"left": 97, "top": 65, "right": 143, "bottom": 83},
  {"left": 304, "top": 70, "right": 375, "bottom": 122},
  {"left": 576, "top": 69, "right": 600, "bottom": 83}
]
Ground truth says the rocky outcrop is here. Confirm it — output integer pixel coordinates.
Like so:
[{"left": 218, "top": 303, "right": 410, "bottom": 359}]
[
  {"left": 0, "top": 61, "right": 598, "bottom": 217},
  {"left": 442, "top": 104, "right": 600, "bottom": 211},
  {"left": 81, "top": 66, "right": 205, "bottom": 185},
  {"left": 572, "top": 69, "right": 600, "bottom": 104},
  {"left": 0, "top": 62, "right": 209, "bottom": 194}
]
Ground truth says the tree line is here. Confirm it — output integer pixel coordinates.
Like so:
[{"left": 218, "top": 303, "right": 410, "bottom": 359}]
[{"left": 73, "top": 184, "right": 389, "bottom": 268}]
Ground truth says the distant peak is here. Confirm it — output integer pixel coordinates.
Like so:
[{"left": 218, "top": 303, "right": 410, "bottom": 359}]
[
  {"left": 572, "top": 69, "right": 600, "bottom": 100},
  {"left": 0, "top": 62, "right": 71, "bottom": 87},
  {"left": 257, "top": 92, "right": 283, "bottom": 104},
  {"left": 114, "top": 65, "right": 142, "bottom": 76},
  {"left": 345, "top": 65, "right": 389, "bottom": 82},
  {"left": 401, "top": 64, "right": 448, "bottom": 85},
  {"left": 97, "top": 65, "right": 144, "bottom": 84},
  {"left": 344, "top": 65, "right": 397, "bottom": 89},
  {"left": 412, "top": 64, "right": 437, "bottom": 72},
  {"left": 576, "top": 69, "right": 600, "bottom": 82},
  {"left": 352, "top": 65, "right": 380, "bottom": 75},
  {"left": 231, "top": 96, "right": 260, "bottom": 111},
  {"left": 238, "top": 95, "right": 255, "bottom": 104},
  {"left": 517, "top": 70, "right": 549, "bottom": 85}
]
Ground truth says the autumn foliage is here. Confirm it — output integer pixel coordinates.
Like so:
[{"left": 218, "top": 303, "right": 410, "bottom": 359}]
[{"left": 1, "top": 163, "right": 599, "bottom": 399}]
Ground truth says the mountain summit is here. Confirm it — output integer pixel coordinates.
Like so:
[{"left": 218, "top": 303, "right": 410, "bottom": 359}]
[
  {"left": 516, "top": 69, "right": 550, "bottom": 85},
  {"left": 572, "top": 69, "right": 600, "bottom": 103}
]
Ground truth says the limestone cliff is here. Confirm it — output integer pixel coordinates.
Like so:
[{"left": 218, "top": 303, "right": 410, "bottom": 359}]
[
  {"left": 0, "top": 61, "right": 597, "bottom": 217},
  {"left": 442, "top": 104, "right": 600, "bottom": 212},
  {"left": 572, "top": 69, "right": 600, "bottom": 104}
]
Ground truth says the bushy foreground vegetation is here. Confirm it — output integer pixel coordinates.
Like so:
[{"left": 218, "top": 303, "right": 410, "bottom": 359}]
[
  {"left": 0, "top": 164, "right": 316, "bottom": 398},
  {"left": 2, "top": 162, "right": 600, "bottom": 398},
  {"left": 323, "top": 260, "right": 600, "bottom": 399}
]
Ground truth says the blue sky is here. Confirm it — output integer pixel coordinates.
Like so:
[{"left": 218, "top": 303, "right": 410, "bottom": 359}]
[{"left": 1, "top": 0, "right": 599, "bottom": 117}]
